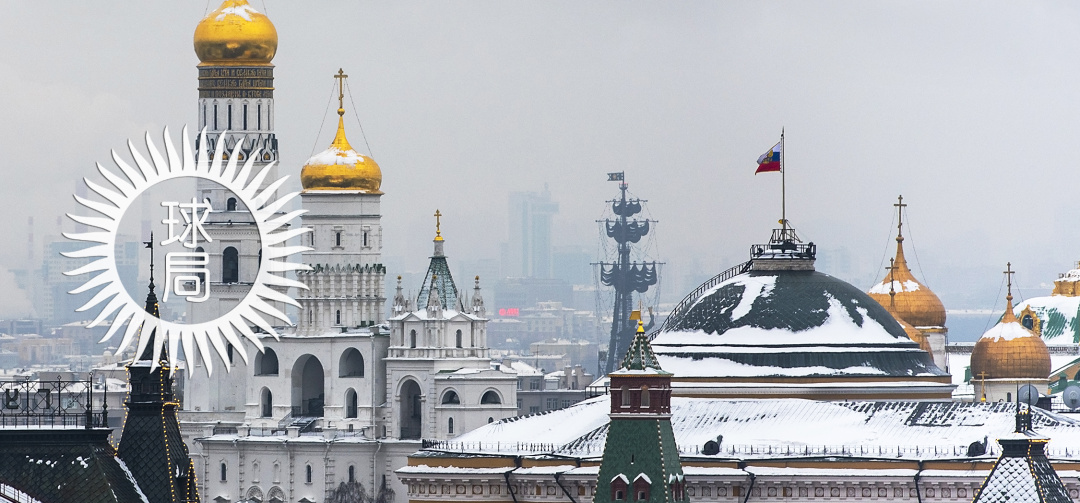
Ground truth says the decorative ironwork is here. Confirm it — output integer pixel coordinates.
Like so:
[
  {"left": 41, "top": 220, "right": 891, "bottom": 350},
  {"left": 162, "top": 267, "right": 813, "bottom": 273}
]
[
  {"left": 0, "top": 374, "right": 108, "bottom": 429},
  {"left": 653, "top": 260, "right": 753, "bottom": 336}
]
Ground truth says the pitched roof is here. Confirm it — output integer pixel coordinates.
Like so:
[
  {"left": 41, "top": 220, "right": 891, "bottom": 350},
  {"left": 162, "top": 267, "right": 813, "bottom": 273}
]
[{"left": 973, "top": 435, "right": 1071, "bottom": 503}]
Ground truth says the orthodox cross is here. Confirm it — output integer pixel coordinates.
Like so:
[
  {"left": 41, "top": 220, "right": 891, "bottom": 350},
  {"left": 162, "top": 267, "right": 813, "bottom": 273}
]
[
  {"left": 894, "top": 194, "right": 907, "bottom": 238},
  {"left": 977, "top": 371, "right": 989, "bottom": 401},
  {"left": 887, "top": 257, "right": 897, "bottom": 306},
  {"left": 1004, "top": 262, "right": 1014, "bottom": 300},
  {"left": 434, "top": 209, "right": 442, "bottom": 238},
  {"left": 334, "top": 68, "right": 348, "bottom": 114}
]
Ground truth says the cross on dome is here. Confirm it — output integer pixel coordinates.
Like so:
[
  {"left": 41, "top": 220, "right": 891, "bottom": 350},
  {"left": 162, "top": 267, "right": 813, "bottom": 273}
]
[
  {"left": 334, "top": 68, "right": 348, "bottom": 116},
  {"left": 434, "top": 209, "right": 444, "bottom": 241}
]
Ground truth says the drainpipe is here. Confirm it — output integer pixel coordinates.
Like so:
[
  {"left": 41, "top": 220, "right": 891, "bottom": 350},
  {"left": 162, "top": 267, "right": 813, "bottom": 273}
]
[
  {"left": 504, "top": 469, "right": 520, "bottom": 503},
  {"left": 743, "top": 472, "right": 756, "bottom": 503},
  {"left": 914, "top": 460, "right": 924, "bottom": 503},
  {"left": 554, "top": 472, "right": 578, "bottom": 503}
]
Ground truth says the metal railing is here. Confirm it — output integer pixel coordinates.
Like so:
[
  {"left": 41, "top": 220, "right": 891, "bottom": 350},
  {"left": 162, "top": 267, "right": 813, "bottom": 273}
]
[
  {"left": 0, "top": 375, "right": 108, "bottom": 429},
  {"left": 655, "top": 260, "right": 753, "bottom": 334}
]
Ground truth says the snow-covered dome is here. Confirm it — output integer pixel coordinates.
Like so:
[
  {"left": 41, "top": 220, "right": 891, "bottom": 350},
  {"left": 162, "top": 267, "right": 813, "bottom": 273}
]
[
  {"left": 194, "top": 0, "right": 277, "bottom": 66},
  {"left": 973, "top": 291, "right": 1051, "bottom": 380},
  {"left": 653, "top": 269, "right": 946, "bottom": 379},
  {"left": 866, "top": 220, "right": 945, "bottom": 328},
  {"left": 301, "top": 106, "right": 382, "bottom": 193},
  {"left": 1012, "top": 264, "right": 1080, "bottom": 344}
]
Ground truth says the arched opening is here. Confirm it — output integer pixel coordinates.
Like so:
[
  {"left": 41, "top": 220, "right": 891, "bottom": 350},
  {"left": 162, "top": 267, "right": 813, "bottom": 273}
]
[
  {"left": 481, "top": 390, "right": 502, "bottom": 404},
  {"left": 448, "top": 417, "right": 454, "bottom": 435},
  {"left": 227, "top": 197, "right": 237, "bottom": 211},
  {"left": 409, "top": 329, "right": 417, "bottom": 348},
  {"left": 456, "top": 329, "right": 463, "bottom": 348},
  {"left": 260, "top": 387, "right": 273, "bottom": 418},
  {"left": 255, "top": 348, "right": 279, "bottom": 376},
  {"left": 335, "top": 231, "right": 342, "bottom": 247},
  {"left": 339, "top": 348, "right": 365, "bottom": 377},
  {"left": 488, "top": 417, "right": 494, "bottom": 423},
  {"left": 223, "top": 246, "right": 239, "bottom": 283},
  {"left": 336, "top": 310, "right": 342, "bottom": 325},
  {"left": 640, "top": 385, "right": 650, "bottom": 408},
  {"left": 345, "top": 388, "right": 357, "bottom": 418},
  {"left": 441, "top": 390, "right": 460, "bottom": 404},
  {"left": 221, "top": 462, "right": 227, "bottom": 482},
  {"left": 348, "top": 465, "right": 355, "bottom": 483},
  {"left": 305, "top": 464, "right": 312, "bottom": 484},
  {"left": 620, "top": 386, "right": 630, "bottom": 408},
  {"left": 292, "top": 354, "right": 325, "bottom": 417},
  {"left": 399, "top": 379, "right": 422, "bottom": 439}
]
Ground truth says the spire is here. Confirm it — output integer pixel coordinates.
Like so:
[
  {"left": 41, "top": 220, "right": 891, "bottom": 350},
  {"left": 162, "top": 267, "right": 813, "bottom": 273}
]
[
  {"left": 393, "top": 275, "right": 406, "bottom": 314},
  {"left": 620, "top": 314, "right": 665, "bottom": 372},
  {"left": 471, "top": 275, "right": 486, "bottom": 318},
  {"left": 1003, "top": 262, "right": 1018, "bottom": 324},
  {"left": 417, "top": 209, "right": 459, "bottom": 310},
  {"left": 426, "top": 274, "right": 442, "bottom": 315},
  {"left": 330, "top": 68, "right": 355, "bottom": 152}
]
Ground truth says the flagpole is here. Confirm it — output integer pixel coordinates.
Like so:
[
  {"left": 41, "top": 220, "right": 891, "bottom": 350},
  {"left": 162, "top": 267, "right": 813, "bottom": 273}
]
[{"left": 780, "top": 128, "right": 785, "bottom": 231}]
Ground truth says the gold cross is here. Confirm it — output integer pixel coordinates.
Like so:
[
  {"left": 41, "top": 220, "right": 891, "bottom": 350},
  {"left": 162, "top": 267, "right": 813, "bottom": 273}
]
[
  {"left": 434, "top": 209, "right": 442, "bottom": 238},
  {"left": 894, "top": 195, "right": 907, "bottom": 238},
  {"left": 334, "top": 68, "right": 349, "bottom": 115},
  {"left": 1004, "top": 262, "right": 1014, "bottom": 300},
  {"left": 887, "top": 257, "right": 897, "bottom": 300}
]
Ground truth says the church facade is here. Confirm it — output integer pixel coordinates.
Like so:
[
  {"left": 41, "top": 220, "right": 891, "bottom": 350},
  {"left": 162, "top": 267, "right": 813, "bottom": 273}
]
[{"left": 177, "top": 2, "right": 518, "bottom": 502}]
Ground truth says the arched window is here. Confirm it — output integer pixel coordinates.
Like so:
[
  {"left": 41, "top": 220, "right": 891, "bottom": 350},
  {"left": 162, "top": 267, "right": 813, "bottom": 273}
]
[
  {"left": 640, "top": 385, "right": 650, "bottom": 408},
  {"left": 621, "top": 386, "right": 630, "bottom": 408},
  {"left": 220, "top": 462, "right": 227, "bottom": 482},
  {"left": 345, "top": 388, "right": 358, "bottom": 418},
  {"left": 226, "top": 343, "right": 234, "bottom": 364},
  {"left": 213, "top": 103, "right": 218, "bottom": 130},
  {"left": 348, "top": 465, "right": 355, "bottom": 483},
  {"left": 257, "top": 102, "right": 262, "bottom": 130},
  {"left": 336, "top": 310, "right": 342, "bottom": 325},
  {"left": 335, "top": 231, "right": 342, "bottom": 247},
  {"left": 488, "top": 417, "right": 494, "bottom": 423},
  {"left": 339, "top": 348, "right": 364, "bottom": 377},
  {"left": 227, "top": 197, "right": 237, "bottom": 211},
  {"left": 223, "top": 246, "right": 239, "bottom": 283},
  {"left": 448, "top": 417, "right": 454, "bottom": 435},
  {"left": 243, "top": 103, "right": 249, "bottom": 130},
  {"left": 363, "top": 231, "right": 369, "bottom": 247},
  {"left": 441, "top": 390, "right": 460, "bottom": 404},
  {"left": 227, "top": 102, "right": 233, "bottom": 130},
  {"left": 410, "top": 330, "right": 417, "bottom": 348},
  {"left": 456, "top": 329, "right": 463, "bottom": 348},
  {"left": 261, "top": 387, "right": 273, "bottom": 418},
  {"left": 255, "top": 348, "right": 279, "bottom": 375},
  {"left": 481, "top": 390, "right": 502, "bottom": 404},
  {"left": 305, "top": 464, "right": 312, "bottom": 484}
]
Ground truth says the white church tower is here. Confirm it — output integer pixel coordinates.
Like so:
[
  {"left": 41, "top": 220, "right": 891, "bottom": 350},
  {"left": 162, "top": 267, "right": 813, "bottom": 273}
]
[{"left": 385, "top": 213, "right": 518, "bottom": 440}]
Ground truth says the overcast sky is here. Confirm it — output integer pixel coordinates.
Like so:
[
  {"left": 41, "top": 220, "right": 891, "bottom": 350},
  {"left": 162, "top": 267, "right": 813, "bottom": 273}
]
[{"left": 3, "top": 1, "right": 1080, "bottom": 318}]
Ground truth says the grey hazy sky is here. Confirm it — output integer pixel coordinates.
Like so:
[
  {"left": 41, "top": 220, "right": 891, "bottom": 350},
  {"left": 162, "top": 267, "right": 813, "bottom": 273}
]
[{"left": 3, "top": 1, "right": 1080, "bottom": 317}]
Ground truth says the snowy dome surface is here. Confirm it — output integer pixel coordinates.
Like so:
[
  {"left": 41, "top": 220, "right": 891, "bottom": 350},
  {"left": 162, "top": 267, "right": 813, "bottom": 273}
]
[{"left": 652, "top": 270, "right": 946, "bottom": 378}]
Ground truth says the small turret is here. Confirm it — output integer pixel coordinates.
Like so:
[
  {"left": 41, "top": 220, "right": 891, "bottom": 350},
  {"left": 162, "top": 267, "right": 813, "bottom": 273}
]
[
  {"left": 471, "top": 275, "right": 486, "bottom": 318},
  {"left": 427, "top": 274, "right": 443, "bottom": 318},
  {"left": 393, "top": 275, "right": 407, "bottom": 314}
]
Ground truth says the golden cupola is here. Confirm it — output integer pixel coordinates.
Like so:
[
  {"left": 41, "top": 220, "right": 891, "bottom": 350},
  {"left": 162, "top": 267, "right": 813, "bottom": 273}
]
[
  {"left": 867, "top": 196, "right": 946, "bottom": 328},
  {"left": 970, "top": 264, "right": 1051, "bottom": 380},
  {"left": 194, "top": 0, "right": 278, "bottom": 66},
  {"left": 300, "top": 70, "right": 383, "bottom": 193},
  {"left": 883, "top": 258, "right": 932, "bottom": 353}
]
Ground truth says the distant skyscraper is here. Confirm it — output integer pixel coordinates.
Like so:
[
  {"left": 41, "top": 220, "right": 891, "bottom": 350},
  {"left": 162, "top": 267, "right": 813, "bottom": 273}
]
[{"left": 507, "top": 186, "right": 558, "bottom": 278}]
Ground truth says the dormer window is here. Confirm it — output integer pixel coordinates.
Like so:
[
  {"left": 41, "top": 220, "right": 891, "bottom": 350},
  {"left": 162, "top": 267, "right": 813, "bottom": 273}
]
[
  {"left": 633, "top": 474, "right": 651, "bottom": 501},
  {"left": 611, "top": 474, "right": 629, "bottom": 501}
]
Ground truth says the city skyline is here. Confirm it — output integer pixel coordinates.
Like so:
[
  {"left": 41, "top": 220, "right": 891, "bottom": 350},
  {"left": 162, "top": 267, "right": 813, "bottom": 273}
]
[{"left": 3, "top": 2, "right": 1080, "bottom": 321}]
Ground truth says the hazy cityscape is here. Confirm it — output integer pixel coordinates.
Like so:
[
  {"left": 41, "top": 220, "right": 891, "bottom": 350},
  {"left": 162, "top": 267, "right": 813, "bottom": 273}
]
[{"left": 4, "top": 3, "right": 1080, "bottom": 503}]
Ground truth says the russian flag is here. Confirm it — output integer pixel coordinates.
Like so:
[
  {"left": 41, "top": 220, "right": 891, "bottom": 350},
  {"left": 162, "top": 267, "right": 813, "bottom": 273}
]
[{"left": 755, "top": 142, "right": 782, "bottom": 174}]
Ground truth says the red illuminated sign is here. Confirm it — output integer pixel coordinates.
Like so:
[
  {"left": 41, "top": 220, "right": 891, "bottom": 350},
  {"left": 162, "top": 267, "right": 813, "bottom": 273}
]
[{"left": 498, "top": 308, "right": 520, "bottom": 317}]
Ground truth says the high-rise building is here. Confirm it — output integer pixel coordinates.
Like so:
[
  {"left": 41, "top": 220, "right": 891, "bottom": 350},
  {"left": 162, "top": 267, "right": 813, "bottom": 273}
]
[{"left": 507, "top": 187, "right": 558, "bottom": 278}]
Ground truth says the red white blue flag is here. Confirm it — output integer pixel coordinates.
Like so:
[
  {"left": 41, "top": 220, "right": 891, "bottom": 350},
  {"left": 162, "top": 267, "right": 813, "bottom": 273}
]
[{"left": 755, "top": 141, "right": 782, "bottom": 174}]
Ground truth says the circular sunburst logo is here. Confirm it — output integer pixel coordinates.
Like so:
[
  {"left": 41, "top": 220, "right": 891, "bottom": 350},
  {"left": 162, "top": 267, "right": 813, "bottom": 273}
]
[{"left": 64, "top": 126, "right": 309, "bottom": 374}]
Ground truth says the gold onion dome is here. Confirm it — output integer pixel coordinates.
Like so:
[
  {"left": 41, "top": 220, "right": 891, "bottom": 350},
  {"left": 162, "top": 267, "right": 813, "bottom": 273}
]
[
  {"left": 867, "top": 196, "right": 946, "bottom": 328},
  {"left": 882, "top": 258, "right": 932, "bottom": 352},
  {"left": 971, "top": 266, "right": 1051, "bottom": 380},
  {"left": 301, "top": 71, "right": 383, "bottom": 193},
  {"left": 194, "top": 0, "right": 277, "bottom": 66}
]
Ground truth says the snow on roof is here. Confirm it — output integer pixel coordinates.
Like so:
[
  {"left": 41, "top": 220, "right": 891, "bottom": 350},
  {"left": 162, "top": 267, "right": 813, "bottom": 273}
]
[
  {"left": 216, "top": 4, "right": 258, "bottom": 21},
  {"left": 868, "top": 279, "right": 921, "bottom": 295},
  {"left": 611, "top": 474, "right": 628, "bottom": 484},
  {"left": 448, "top": 397, "right": 1080, "bottom": 460},
  {"left": 655, "top": 356, "right": 888, "bottom": 377},
  {"left": 654, "top": 294, "right": 902, "bottom": 347},
  {"left": 634, "top": 473, "right": 652, "bottom": 484},
  {"left": 1014, "top": 295, "right": 1080, "bottom": 343},
  {"left": 507, "top": 361, "right": 543, "bottom": 376},
  {"left": 980, "top": 321, "right": 1035, "bottom": 342}
]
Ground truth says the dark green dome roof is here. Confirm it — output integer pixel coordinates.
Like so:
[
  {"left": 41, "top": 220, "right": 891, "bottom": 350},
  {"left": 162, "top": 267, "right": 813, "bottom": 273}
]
[{"left": 652, "top": 269, "right": 947, "bottom": 378}]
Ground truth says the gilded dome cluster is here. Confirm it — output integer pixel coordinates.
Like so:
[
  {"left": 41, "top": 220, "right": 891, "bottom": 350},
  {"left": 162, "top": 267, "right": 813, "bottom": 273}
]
[
  {"left": 867, "top": 239, "right": 946, "bottom": 328},
  {"left": 194, "top": 0, "right": 278, "bottom": 66}
]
